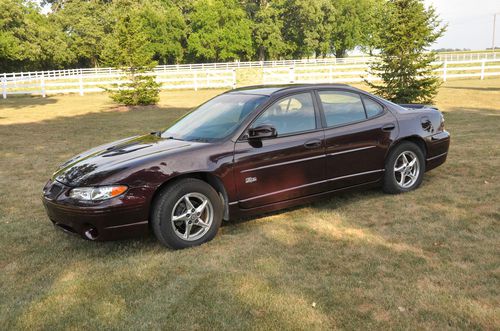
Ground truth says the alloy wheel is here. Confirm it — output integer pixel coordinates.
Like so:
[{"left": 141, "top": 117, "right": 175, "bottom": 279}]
[
  {"left": 171, "top": 193, "right": 214, "bottom": 241},
  {"left": 394, "top": 151, "right": 420, "bottom": 189}
]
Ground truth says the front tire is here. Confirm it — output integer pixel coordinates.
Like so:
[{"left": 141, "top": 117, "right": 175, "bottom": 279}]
[
  {"left": 383, "top": 141, "right": 425, "bottom": 194},
  {"left": 151, "top": 178, "right": 223, "bottom": 249}
]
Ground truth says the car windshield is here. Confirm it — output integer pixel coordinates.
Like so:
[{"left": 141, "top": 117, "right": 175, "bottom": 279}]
[{"left": 161, "top": 93, "right": 268, "bottom": 142}]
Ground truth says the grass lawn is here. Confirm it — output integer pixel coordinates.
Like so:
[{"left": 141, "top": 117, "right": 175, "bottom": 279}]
[{"left": 0, "top": 79, "right": 499, "bottom": 330}]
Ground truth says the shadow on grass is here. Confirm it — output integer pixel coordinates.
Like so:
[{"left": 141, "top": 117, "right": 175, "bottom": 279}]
[{"left": 0, "top": 95, "right": 58, "bottom": 109}]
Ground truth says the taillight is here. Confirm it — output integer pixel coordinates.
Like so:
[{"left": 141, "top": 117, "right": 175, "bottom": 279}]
[{"left": 438, "top": 113, "right": 445, "bottom": 131}]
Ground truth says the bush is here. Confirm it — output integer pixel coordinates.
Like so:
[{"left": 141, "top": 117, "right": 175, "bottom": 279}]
[{"left": 108, "top": 73, "right": 160, "bottom": 106}]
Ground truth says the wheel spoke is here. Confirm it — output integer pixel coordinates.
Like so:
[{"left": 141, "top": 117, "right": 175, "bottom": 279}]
[
  {"left": 196, "top": 199, "right": 208, "bottom": 214},
  {"left": 401, "top": 154, "right": 409, "bottom": 166},
  {"left": 197, "top": 218, "right": 210, "bottom": 228},
  {"left": 184, "top": 195, "right": 195, "bottom": 211},
  {"left": 184, "top": 221, "right": 192, "bottom": 239},
  {"left": 408, "top": 158, "right": 417, "bottom": 168},
  {"left": 172, "top": 213, "right": 188, "bottom": 222},
  {"left": 399, "top": 173, "right": 406, "bottom": 186},
  {"left": 395, "top": 164, "right": 406, "bottom": 172}
]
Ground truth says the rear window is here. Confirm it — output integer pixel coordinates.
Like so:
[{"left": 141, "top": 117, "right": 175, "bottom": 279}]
[
  {"left": 362, "top": 96, "right": 384, "bottom": 118},
  {"left": 318, "top": 91, "right": 366, "bottom": 127}
]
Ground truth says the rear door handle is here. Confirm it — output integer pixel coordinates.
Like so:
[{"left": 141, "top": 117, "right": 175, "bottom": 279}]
[
  {"left": 382, "top": 123, "right": 396, "bottom": 132},
  {"left": 304, "top": 139, "right": 322, "bottom": 149}
]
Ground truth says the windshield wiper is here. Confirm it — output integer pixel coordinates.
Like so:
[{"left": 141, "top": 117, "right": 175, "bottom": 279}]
[
  {"left": 150, "top": 131, "right": 184, "bottom": 141},
  {"left": 150, "top": 131, "right": 162, "bottom": 137},
  {"left": 188, "top": 138, "right": 213, "bottom": 143}
]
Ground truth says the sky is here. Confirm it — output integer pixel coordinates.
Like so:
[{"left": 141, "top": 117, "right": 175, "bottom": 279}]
[{"left": 424, "top": 0, "right": 500, "bottom": 50}]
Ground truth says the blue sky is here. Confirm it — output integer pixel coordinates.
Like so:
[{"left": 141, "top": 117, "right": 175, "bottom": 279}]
[{"left": 425, "top": 0, "right": 500, "bottom": 50}]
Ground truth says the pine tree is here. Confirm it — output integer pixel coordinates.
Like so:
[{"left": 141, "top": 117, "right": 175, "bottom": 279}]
[
  {"left": 366, "top": 0, "right": 446, "bottom": 104},
  {"left": 102, "top": 3, "right": 160, "bottom": 105}
]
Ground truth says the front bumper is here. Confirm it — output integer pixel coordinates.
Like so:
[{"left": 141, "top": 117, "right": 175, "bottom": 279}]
[{"left": 42, "top": 180, "right": 150, "bottom": 241}]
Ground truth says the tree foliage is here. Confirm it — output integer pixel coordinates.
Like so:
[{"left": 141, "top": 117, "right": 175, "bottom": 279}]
[
  {"left": 0, "top": 0, "right": 72, "bottom": 72},
  {"left": 186, "top": 0, "right": 254, "bottom": 62},
  {"left": 244, "top": 0, "right": 290, "bottom": 61},
  {"left": 54, "top": 0, "right": 112, "bottom": 68},
  {"left": 102, "top": 3, "right": 160, "bottom": 105},
  {"left": 0, "top": 0, "right": 444, "bottom": 89},
  {"left": 366, "top": 0, "right": 446, "bottom": 103}
]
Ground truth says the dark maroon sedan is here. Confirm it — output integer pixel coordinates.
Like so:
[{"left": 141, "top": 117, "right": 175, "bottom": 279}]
[{"left": 43, "top": 84, "right": 450, "bottom": 249}]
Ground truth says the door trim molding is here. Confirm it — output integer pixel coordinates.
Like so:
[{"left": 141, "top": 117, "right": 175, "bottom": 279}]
[
  {"left": 240, "top": 154, "right": 326, "bottom": 173},
  {"left": 237, "top": 169, "right": 384, "bottom": 203},
  {"left": 327, "top": 145, "right": 376, "bottom": 156}
]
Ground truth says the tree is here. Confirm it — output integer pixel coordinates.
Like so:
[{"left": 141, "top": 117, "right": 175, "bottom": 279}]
[
  {"left": 243, "top": 0, "right": 289, "bottom": 61},
  {"left": 281, "top": 0, "right": 334, "bottom": 58},
  {"left": 187, "top": 0, "right": 254, "bottom": 62},
  {"left": 140, "top": 0, "right": 187, "bottom": 64},
  {"left": 366, "top": 0, "right": 446, "bottom": 103},
  {"left": 329, "top": 0, "right": 382, "bottom": 58},
  {"left": 0, "top": 0, "right": 72, "bottom": 72},
  {"left": 53, "top": 0, "right": 112, "bottom": 68},
  {"left": 102, "top": 3, "right": 160, "bottom": 105}
]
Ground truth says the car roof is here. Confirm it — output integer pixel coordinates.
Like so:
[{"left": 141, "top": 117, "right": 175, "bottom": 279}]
[{"left": 226, "top": 84, "right": 356, "bottom": 96}]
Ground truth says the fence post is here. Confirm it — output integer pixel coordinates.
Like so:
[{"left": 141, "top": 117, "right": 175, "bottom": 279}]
[
  {"left": 480, "top": 60, "right": 485, "bottom": 80},
  {"left": 329, "top": 65, "right": 333, "bottom": 83},
  {"left": 289, "top": 66, "right": 295, "bottom": 83},
  {"left": 79, "top": 70, "right": 84, "bottom": 96},
  {"left": 232, "top": 69, "right": 236, "bottom": 89},
  {"left": 2, "top": 73, "right": 6, "bottom": 99},
  {"left": 194, "top": 71, "right": 198, "bottom": 91},
  {"left": 442, "top": 60, "right": 447, "bottom": 82},
  {"left": 41, "top": 76, "right": 46, "bottom": 97}
]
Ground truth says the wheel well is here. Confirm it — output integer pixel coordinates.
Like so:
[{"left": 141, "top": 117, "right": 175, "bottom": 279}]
[
  {"left": 149, "top": 172, "right": 230, "bottom": 222},
  {"left": 390, "top": 136, "right": 427, "bottom": 158}
]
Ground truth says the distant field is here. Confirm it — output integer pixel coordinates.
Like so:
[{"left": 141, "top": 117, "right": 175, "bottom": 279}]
[{"left": 0, "top": 79, "right": 499, "bottom": 329}]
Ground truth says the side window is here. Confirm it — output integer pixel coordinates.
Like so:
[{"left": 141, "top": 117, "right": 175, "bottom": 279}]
[
  {"left": 252, "top": 93, "right": 316, "bottom": 136},
  {"left": 318, "top": 91, "right": 366, "bottom": 127},
  {"left": 362, "top": 96, "right": 384, "bottom": 118}
]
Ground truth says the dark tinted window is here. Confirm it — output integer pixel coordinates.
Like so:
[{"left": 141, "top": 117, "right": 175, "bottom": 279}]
[
  {"left": 253, "top": 93, "right": 316, "bottom": 136},
  {"left": 318, "top": 91, "right": 366, "bottom": 127},
  {"left": 363, "top": 96, "right": 384, "bottom": 117}
]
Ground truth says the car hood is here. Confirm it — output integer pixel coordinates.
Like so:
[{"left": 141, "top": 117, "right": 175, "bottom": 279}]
[{"left": 52, "top": 134, "right": 199, "bottom": 186}]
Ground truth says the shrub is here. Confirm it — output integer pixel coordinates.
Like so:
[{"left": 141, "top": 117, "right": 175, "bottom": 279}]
[{"left": 108, "top": 73, "right": 160, "bottom": 106}]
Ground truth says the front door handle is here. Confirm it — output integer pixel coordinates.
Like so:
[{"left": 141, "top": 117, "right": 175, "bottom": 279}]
[
  {"left": 382, "top": 123, "right": 396, "bottom": 132},
  {"left": 304, "top": 139, "right": 322, "bottom": 149}
]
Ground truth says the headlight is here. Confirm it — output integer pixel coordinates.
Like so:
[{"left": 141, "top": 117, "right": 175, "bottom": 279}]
[{"left": 69, "top": 185, "right": 128, "bottom": 201}]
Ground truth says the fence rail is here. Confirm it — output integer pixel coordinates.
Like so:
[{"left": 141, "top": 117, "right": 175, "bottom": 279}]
[
  {"left": 1, "top": 51, "right": 499, "bottom": 98},
  {"left": 262, "top": 58, "right": 500, "bottom": 85}
]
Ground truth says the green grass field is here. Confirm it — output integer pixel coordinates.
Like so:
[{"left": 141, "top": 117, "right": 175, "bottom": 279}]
[{"left": 1, "top": 79, "right": 499, "bottom": 330}]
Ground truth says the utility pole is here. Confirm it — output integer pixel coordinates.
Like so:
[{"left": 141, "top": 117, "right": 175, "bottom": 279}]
[{"left": 493, "top": 13, "right": 497, "bottom": 50}]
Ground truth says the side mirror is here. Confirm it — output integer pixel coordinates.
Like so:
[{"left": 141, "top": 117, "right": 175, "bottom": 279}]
[{"left": 248, "top": 124, "right": 277, "bottom": 140}]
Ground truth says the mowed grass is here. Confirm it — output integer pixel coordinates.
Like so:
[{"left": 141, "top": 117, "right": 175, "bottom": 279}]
[{"left": 0, "top": 80, "right": 499, "bottom": 330}]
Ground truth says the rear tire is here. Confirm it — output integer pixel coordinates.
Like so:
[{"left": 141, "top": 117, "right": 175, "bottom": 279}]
[
  {"left": 151, "top": 178, "right": 223, "bottom": 249},
  {"left": 383, "top": 141, "right": 425, "bottom": 194}
]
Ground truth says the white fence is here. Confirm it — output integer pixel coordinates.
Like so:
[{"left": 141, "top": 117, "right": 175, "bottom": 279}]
[
  {"left": 263, "top": 58, "right": 500, "bottom": 84},
  {"left": 1, "top": 51, "right": 499, "bottom": 98},
  {"left": 1, "top": 69, "right": 236, "bottom": 98}
]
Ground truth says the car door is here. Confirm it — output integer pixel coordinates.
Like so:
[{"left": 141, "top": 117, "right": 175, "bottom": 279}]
[
  {"left": 315, "top": 89, "right": 398, "bottom": 190},
  {"left": 233, "top": 92, "right": 326, "bottom": 209}
]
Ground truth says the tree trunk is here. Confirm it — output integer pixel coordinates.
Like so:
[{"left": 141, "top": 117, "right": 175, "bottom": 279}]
[{"left": 258, "top": 46, "right": 265, "bottom": 61}]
